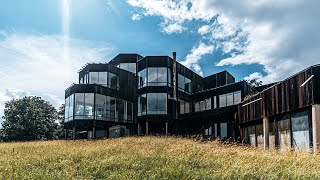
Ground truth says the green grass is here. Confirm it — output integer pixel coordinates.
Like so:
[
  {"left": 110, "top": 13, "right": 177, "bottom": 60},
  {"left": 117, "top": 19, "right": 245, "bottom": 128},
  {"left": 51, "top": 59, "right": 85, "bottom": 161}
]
[{"left": 0, "top": 136, "right": 319, "bottom": 179}]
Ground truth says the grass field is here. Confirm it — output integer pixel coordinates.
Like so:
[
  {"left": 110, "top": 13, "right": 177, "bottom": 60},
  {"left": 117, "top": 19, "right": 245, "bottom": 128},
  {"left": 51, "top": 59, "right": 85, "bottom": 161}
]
[{"left": 0, "top": 136, "right": 319, "bottom": 179}]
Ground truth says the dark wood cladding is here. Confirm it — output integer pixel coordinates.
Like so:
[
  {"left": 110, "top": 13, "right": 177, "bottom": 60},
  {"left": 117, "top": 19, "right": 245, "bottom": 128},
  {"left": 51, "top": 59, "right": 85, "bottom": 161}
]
[
  {"left": 203, "top": 71, "right": 235, "bottom": 90},
  {"left": 239, "top": 65, "right": 320, "bottom": 124},
  {"left": 137, "top": 56, "right": 173, "bottom": 71},
  {"left": 108, "top": 54, "right": 143, "bottom": 65},
  {"left": 193, "top": 81, "right": 253, "bottom": 101}
]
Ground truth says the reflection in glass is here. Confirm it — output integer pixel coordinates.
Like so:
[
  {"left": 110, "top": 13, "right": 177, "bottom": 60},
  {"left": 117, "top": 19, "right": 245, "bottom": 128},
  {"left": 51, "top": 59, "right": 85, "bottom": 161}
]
[
  {"left": 84, "top": 93, "right": 94, "bottom": 119},
  {"left": 75, "top": 93, "right": 85, "bottom": 119},
  {"left": 292, "top": 111, "right": 310, "bottom": 150},
  {"left": 138, "top": 69, "right": 147, "bottom": 88},
  {"left": 277, "top": 115, "right": 291, "bottom": 150},
  {"left": 90, "top": 72, "right": 99, "bottom": 84}
]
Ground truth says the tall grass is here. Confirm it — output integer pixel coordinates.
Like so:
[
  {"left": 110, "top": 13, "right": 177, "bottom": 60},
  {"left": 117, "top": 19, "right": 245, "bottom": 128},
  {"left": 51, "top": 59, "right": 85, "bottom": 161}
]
[{"left": 0, "top": 136, "right": 319, "bottom": 179}]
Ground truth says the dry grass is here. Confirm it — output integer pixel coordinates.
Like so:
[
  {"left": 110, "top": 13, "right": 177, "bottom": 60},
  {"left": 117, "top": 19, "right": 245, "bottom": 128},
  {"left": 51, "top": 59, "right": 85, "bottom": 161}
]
[{"left": 0, "top": 136, "right": 319, "bottom": 179}]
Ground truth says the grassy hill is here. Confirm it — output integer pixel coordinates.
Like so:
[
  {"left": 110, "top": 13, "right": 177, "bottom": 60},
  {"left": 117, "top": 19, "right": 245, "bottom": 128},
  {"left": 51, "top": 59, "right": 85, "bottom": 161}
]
[{"left": 0, "top": 136, "right": 319, "bottom": 179}]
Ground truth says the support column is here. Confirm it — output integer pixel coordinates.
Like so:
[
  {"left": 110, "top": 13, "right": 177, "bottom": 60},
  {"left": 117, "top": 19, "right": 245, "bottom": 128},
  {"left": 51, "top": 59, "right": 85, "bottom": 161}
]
[
  {"left": 312, "top": 105, "right": 320, "bottom": 153},
  {"left": 146, "top": 122, "right": 149, "bottom": 136},
  {"left": 93, "top": 127, "right": 96, "bottom": 139},
  {"left": 263, "top": 116, "right": 269, "bottom": 150},
  {"left": 165, "top": 122, "right": 168, "bottom": 136},
  {"left": 137, "top": 123, "right": 141, "bottom": 136},
  {"left": 65, "top": 129, "right": 68, "bottom": 140},
  {"left": 72, "top": 127, "right": 76, "bottom": 140}
]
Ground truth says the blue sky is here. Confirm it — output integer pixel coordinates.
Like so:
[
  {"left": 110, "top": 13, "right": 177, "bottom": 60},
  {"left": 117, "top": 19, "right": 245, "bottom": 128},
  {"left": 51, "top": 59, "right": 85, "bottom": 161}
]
[{"left": 1, "top": 0, "right": 319, "bottom": 121}]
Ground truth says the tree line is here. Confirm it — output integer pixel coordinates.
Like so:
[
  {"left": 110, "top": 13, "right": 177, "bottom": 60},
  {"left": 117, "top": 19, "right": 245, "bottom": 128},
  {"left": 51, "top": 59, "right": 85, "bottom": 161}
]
[{"left": 0, "top": 96, "right": 65, "bottom": 142}]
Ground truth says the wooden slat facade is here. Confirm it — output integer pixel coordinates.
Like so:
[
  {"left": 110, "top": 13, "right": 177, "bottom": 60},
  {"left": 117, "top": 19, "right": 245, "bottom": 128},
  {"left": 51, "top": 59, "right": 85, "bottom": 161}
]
[{"left": 239, "top": 65, "right": 320, "bottom": 124}]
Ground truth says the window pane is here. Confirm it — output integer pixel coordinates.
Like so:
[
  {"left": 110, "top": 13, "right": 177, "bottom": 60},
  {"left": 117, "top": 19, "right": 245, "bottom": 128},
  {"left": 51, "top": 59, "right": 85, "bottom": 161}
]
[
  {"left": 95, "top": 94, "right": 106, "bottom": 120},
  {"left": 89, "top": 72, "right": 99, "bottom": 84},
  {"left": 180, "top": 100, "right": 185, "bottom": 114},
  {"left": 84, "top": 93, "right": 94, "bottom": 119},
  {"left": 178, "top": 74, "right": 184, "bottom": 90},
  {"left": 116, "top": 99, "right": 124, "bottom": 123},
  {"left": 214, "top": 96, "right": 217, "bottom": 109},
  {"left": 148, "top": 68, "right": 158, "bottom": 85},
  {"left": 127, "top": 102, "right": 133, "bottom": 122},
  {"left": 168, "top": 69, "right": 172, "bottom": 87},
  {"left": 157, "top": 93, "right": 167, "bottom": 114},
  {"left": 226, "top": 93, "right": 234, "bottom": 106},
  {"left": 195, "top": 102, "right": 200, "bottom": 112},
  {"left": 98, "top": 72, "right": 108, "bottom": 85},
  {"left": 256, "top": 124, "right": 264, "bottom": 149},
  {"left": 108, "top": 73, "right": 119, "bottom": 90},
  {"left": 219, "top": 94, "right": 226, "bottom": 108},
  {"left": 206, "top": 98, "right": 211, "bottom": 110},
  {"left": 234, "top": 91, "right": 241, "bottom": 104},
  {"left": 64, "top": 96, "right": 69, "bottom": 122},
  {"left": 200, "top": 100, "right": 205, "bottom": 111},
  {"left": 185, "top": 102, "right": 190, "bottom": 113},
  {"left": 277, "top": 115, "right": 291, "bottom": 150},
  {"left": 292, "top": 111, "right": 310, "bottom": 149},
  {"left": 128, "top": 63, "right": 136, "bottom": 74},
  {"left": 147, "top": 93, "right": 157, "bottom": 114},
  {"left": 158, "top": 68, "right": 167, "bottom": 83},
  {"left": 141, "top": 94, "right": 147, "bottom": 115},
  {"left": 69, "top": 94, "right": 74, "bottom": 120},
  {"left": 110, "top": 97, "right": 116, "bottom": 121},
  {"left": 138, "top": 69, "right": 147, "bottom": 88},
  {"left": 220, "top": 123, "right": 228, "bottom": 139},
  {"left": 185, "top": 77, "right": 192, "bottom": 93},
  {"left": 75, "top": 93, "right": 85, "bottom": 119}
]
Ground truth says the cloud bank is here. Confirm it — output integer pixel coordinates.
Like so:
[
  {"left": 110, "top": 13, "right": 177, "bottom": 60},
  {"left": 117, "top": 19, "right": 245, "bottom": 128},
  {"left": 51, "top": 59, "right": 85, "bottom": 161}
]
[
  {"left": 127, "top": 0, "right": 320, "bottom": 83},
  {"left": 0, "top": 31, "right": 112, "bottom": 123}
]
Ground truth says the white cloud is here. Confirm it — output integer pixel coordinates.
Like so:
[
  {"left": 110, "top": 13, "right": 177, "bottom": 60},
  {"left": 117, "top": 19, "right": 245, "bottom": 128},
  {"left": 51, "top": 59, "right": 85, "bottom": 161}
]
[
  {"left": 128, "top": 0, "right": 320, "bottom": 84},
  {"left": 180, "top": 42, "right": 214, "bottom": 76},
  {"left": 132, "top": 14, "right": 141, "bottom": 21},
  {"left": 162, "top": 23, "right": 186, "bottom": 34},
  {"left": 198, "top": 25, "right": 210, "bottom": 35},
  {"left": 0, "top": 31, "right": 113, "bottom": 123}
]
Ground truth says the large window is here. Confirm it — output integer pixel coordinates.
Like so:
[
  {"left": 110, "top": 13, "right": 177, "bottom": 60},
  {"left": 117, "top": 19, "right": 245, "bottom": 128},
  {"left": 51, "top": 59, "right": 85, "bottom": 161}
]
[
  {"left": 179, "top": 100, "right": 190, "bottom": 114},
  {"left": 67, "top": 93, "right": 133, "bottom": 123},
  {"left": 178, "top": 74, "right": 192, "bottom": 93},
  {"left": 138, "top": 69, "right": 147, "bottom": 88},
  {"left": 119, "top": 63, "right": 136, "bottom": 74},
  {"left": 147, "top": 93, "right": 167, "bottom": 114},
  {"left": 80, "top": 72, "right": 119, "bottom": 90},
  {"left": 194, "top": 98, "right": 211, "bottom": 112},
  {"left": 219, "top": 91, "right": 242, "bottom": 108},
  {"left": 138, "top": 94, "right": 147, "bottom": 116},
  {"left": 277, "top": 115, "right": 291, "bottom": 150},
  {"left": 74, "top": 93, "right": 94, "bottom": 119},
  {"left": 64, "top": 95, "right": 74, "bottom": 122},
  {"left": 291, "top": 111, "right": 310, "bottom": 150},
  {"left": 138, "top": 68, "right": 170, "bottom": 88}
]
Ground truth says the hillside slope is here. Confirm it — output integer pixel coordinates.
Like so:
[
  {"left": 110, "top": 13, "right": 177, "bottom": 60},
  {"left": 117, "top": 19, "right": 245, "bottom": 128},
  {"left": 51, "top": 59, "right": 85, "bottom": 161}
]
[{"left": 0, "top": 137, "right": 319, "bottom": 179}]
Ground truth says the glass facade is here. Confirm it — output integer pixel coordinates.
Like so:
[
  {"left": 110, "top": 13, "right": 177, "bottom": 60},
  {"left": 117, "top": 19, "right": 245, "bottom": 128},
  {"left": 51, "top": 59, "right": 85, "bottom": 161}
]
[
  {"left": 118, "top": 63, "right": 136, "bottom": 74},
  {"left": 138, "top": 68, "right": 170, "bottom": 88},
  {"left": 194, "top": 98, "right": 211, "bottom": 112},
  {"left": 65, "top": 93, "right": 134, "bottom": 123},
  {"left": 179, "top": 99, "right": 190, "bottom": 114},
  {"left": 219, "top": 91, "right": 241, "bottom": 108},
  {"left": 138, "top": 93, "right": 167, "bottom": 115},
  {"left": 277, "top": 115, "right": 291, "bottom": 150},
  {"left": 291, "top": 111, "right": 310, "bottom": 150},
  {"left": 178, "top": 74, "right": 192, "bottom": 93},
  {"left": 80, "top": 72, "right": 119, "bottom": 90}
]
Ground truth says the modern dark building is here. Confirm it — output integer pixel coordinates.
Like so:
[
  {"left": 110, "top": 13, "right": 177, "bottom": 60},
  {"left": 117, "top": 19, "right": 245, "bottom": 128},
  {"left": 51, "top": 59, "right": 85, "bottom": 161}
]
[{"left": 64, "top": 53, "right": 320, "bottom": 151}]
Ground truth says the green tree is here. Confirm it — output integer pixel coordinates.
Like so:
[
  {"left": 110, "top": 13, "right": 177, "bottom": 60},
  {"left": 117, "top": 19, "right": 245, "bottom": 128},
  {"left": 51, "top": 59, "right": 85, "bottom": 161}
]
[
  {"left": 56, "top": 104, "right": 66, "bottom": 139},
  {"left": 1, "top": 96, "right": 58, "bottom": 141},
  {"left": 246, "top": 78, "right": 263, "bottom": 87}
]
